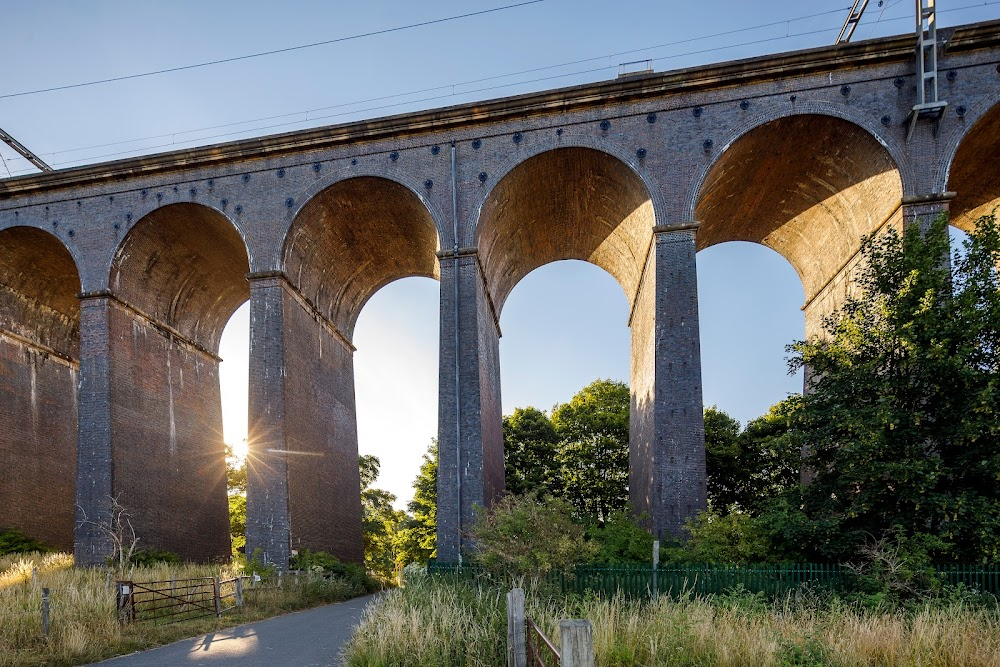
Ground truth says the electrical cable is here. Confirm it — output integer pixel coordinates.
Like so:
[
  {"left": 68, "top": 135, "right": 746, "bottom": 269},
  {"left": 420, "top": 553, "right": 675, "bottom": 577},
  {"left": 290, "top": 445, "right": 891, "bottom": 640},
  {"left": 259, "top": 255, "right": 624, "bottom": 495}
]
[
  {"left": 4, "top": 1, "right": 997, "bottom": 175},
  {"left": 0, "top": 1, "right": 544, "bottom": 101}
]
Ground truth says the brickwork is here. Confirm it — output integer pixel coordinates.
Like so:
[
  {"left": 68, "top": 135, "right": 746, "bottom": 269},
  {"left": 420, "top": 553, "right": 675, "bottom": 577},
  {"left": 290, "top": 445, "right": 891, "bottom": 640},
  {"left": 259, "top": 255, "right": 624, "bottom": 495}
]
[
  {"left": 106, "top": 303, "right": 230, "bottom": 561},
  {"left": 0, "top": 22, "right": 995, "bottom": 561}
]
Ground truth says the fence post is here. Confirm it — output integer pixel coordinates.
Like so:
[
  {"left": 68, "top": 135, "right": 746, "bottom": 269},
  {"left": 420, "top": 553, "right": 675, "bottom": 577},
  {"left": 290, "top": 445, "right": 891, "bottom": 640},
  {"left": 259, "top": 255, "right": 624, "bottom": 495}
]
[
  {"left": 32, "top": 566, "right": 38, "bottom": 588},
  {"left": 560, "top": 620, "right": 594, "bottom": 667},
  {"left": 116, "top": 581, "right": 132, "bottom": 623},
  {"left": 652, "top": 540, "right": 660, "bottom": 602},
  {"left": 235, "top": 576, "right": 244, "bottom": 607},
  {"left": 41, "top": 588, "right": 50, "bottom": 637},
  {"left": 213, "top": 577, "right": 222, "bottom": 618},
  {"left": 506, "top": 588, "right": 526, "bottom": 667}
]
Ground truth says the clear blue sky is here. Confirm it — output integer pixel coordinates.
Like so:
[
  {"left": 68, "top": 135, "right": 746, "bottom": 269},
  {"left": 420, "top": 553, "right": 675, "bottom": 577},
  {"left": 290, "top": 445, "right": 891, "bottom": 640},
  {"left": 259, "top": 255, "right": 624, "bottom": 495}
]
[{"left": 1, "top": 1, "right": 995, "bottom": 506}]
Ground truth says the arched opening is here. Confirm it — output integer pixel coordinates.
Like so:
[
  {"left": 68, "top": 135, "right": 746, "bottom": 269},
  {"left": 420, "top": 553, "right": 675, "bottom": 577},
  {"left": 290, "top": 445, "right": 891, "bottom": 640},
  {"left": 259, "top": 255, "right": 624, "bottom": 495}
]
[
  {"left": 0, "top": 226, "right": 80, "bottom": 551},
  {"left": 477, "top": 147, "right": 653, "bottom": 316},
  {"left": 108, "top": 202, "right": 249, "bottom": 561},
  {"left": 696, "top": 114, "right": 903, "bottom": 340},
  {"left": 354, "top": 277, "right": 439, "bottom": 510},
  {"left": 949, "top": 102, "right": 1000, "bottom": 233},
  {"left": 472, "top": 146, "right": 659, "bottom": 533},
  {"left": 696, "top": 242, "right": 804, "bottom": 423},
  {"left": 257, "top": 175, "right": 439, "bottom": 563}
]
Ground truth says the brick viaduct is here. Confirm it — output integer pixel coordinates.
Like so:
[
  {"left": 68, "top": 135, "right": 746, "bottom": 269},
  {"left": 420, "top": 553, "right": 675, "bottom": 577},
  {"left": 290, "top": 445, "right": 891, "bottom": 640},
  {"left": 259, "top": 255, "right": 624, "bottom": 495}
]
[{"left": 0, "top": 21, "right": 998, "bottom": 566}]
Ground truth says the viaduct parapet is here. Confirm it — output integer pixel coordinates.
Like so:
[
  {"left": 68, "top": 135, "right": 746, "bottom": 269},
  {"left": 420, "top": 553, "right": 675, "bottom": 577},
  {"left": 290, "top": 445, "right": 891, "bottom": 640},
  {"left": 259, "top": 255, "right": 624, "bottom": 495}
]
[{"left": 1, "top": 21, "right": 998, "bottom": 565}]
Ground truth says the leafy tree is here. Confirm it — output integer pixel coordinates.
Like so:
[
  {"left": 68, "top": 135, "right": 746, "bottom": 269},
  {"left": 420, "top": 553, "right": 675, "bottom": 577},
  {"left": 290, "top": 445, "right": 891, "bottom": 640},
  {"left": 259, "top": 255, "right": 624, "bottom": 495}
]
[
  {"left": 503, "top": 407, "right": 560, "bottom": 497},
  {"left": 359, "top": 455, "right": 405, "bottom": 581},
  {"left": 397, "top": 441, "right": 438, "bottom": 565},
  {"left": 664, "top": 510, "right": 773, "bottom": 564},
  {"left": 784, "top": 214, "right": 1000, "bottom": 563},
  {"left": 704, "top": 401, "right": 801, "bottom": 515},
  {"left": 471, "top": 493, "right": 594, "bottom": 578},
  {"left": 225, "top": 442, "right": 247, "bottom": 556},
  {"left": 704, "top": 407, "right": 744, "bottom": 512},
  {"left": 551, "top": 379, "right": 630, "bottom": 523}
]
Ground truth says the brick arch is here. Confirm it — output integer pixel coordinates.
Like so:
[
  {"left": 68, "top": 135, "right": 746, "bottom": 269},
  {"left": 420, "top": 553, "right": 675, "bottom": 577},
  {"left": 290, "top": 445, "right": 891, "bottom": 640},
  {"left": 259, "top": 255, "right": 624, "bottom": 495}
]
[
  {"left": 472, "top": 144, "right": 660, "bottom": 316},
  {"left": 690, "top": 109, "right": 905, "bottom": 305},
  {"left": 465, "top": 135, "right": 666, "bottom": 246},
  {"left": 282, "top": 174, "right": 441, "bottom": 340},
  {"left": 110, "top": 202, "right": 250, "bottom": 354},
  {"left": 0, "top": 225, "right": 82, "bottom": 360},
  {"left": 0, "top": 225, "right": 81, "bottom": 551},
  {"left": 940, "top": 95, "right": 1000, "bottom": 231},
  {"left": 685, "top": 102, "right": 912, "bottom": 221}
]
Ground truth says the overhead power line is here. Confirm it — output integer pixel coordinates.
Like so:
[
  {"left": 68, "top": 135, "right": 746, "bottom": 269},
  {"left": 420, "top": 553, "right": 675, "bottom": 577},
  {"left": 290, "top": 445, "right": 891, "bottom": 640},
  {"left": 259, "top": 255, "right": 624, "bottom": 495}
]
[
  {"left": 0, "top": 0, "right": 544, "bottom": 101},
  {"left": 4, "top": 0, "right": 997, "bottom": 175}
]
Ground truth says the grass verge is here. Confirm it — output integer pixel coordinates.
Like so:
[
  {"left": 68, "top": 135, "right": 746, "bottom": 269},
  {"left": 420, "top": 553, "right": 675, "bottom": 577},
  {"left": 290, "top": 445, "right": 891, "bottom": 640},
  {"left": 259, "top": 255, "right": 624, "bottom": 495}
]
[
  {"left": 0, "top": 552, "right": 372, "bottom": 667},
  {"left": 344, "top": 573, "right": 1000, "bottom": 667}
]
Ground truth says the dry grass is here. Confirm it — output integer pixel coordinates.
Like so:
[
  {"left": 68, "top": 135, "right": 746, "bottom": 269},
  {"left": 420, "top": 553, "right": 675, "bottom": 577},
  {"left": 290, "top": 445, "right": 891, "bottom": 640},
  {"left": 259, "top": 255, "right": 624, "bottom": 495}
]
[
  {"left": 0, "top": 552, "right": 367, "bottom": 667},
  {"left": 345, "top": 574, "right": 1000, "bottom": 667}
]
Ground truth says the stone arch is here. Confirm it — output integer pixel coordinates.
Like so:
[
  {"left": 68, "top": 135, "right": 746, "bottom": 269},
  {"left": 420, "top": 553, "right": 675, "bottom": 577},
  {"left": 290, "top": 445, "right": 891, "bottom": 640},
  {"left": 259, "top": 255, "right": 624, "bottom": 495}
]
[
  {"left": 691, "top": 111, "right": 904, "bottom": 331},
  {"left": 111, "top": 202, "right": 250, "bottom": 354},
  {"left": 282, "top": 174, "right": 441, "bottom": 340},
  {"left": 0, "top": 226, "right": 81, "bottom": 551},
  {"left": 941, "top": 95, "right": 1000, "bottom": 231},
  {"left": 686, "top": 102, "right": 912, "bottom": 221},
  {"left": 473, "top": 145, "right": 659, "bottom": 316},
  {"left": 104, "top": 201, "right": 249, "bottom": 561},
  {"left": 465, "top": 135, "right": 665, "bottom": 248}
]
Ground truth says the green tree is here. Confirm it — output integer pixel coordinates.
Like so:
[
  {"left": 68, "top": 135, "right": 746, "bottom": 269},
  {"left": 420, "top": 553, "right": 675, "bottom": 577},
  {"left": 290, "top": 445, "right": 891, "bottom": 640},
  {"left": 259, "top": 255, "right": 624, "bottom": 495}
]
[
  {"left": 704, "top": 401, "right": 801, "bottom": 516},
  {"left": 551, "top": 379, "right": 630, "bottom": 523},
  {"left": 225, "top": 442, "right": 247, "bottom": 555},
  {"left": 784, "top": 214, "right": 1000, "bottom": 563},
  {"left": 397, "top": 441, "right": 438, "bottom": 565},
  {"left": 359, "top": 455, "right": 405, "bottom": 581},
  {"left": 503, "top": 407, "right": 560, "bottom": 497}
]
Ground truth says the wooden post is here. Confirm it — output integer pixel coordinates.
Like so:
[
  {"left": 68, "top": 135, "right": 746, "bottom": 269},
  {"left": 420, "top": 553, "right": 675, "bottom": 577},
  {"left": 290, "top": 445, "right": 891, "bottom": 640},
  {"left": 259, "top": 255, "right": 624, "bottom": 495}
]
[
  {"left": 652, "top": 540, "right": 660, "bottom": 602},
  {"left": 31, "top": 567, "right": 38, "bottom": 588},
  {"left": 41, "top": 588, "right": 50, "bottom": 636},
  {"left": 235, "top": 576, "right": 244, "bottom": 607},
  {"left": 213, "top": 577, "right": 222, "bottom": 618},
  {"left": 116, "top": 581, "right": 132, "bottom": 623},
  {"left": 506, "top": 588, "right": 526, "bottom": 667},
  {"left": 560, "top": 620, "right": 594, "bottom": 667}
]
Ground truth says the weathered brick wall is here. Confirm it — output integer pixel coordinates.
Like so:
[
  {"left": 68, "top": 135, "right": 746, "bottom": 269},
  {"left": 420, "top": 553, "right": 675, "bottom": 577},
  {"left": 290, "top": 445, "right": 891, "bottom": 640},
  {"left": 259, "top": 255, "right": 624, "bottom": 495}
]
[
  {"left": 281, "top": 285, "right": 364, "bottom": 564},
  {"left": 0, "top": 341, "right": 77, "bottom": 550},
  {"left": 108, "top": 304, "right": 230, "bottom": 562}
]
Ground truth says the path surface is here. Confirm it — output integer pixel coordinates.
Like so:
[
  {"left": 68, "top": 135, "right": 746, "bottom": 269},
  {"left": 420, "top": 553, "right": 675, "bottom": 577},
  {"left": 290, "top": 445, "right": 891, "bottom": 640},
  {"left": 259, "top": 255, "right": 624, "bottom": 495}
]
[{"left": 89, "top": 594, "right": 379, "bottom": 667}]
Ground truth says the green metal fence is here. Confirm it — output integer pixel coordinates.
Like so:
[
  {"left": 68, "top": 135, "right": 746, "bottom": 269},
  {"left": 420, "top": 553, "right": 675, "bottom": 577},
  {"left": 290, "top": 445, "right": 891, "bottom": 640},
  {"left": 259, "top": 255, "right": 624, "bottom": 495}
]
[{"left": 427, "top": 560, "right": 1000, "bottom": 598}]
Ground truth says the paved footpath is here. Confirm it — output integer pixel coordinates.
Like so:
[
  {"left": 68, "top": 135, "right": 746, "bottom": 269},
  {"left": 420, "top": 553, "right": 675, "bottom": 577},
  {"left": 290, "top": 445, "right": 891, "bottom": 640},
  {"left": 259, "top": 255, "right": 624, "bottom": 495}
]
[{"left": 89, "top": 594, "right": 379, "bottom": 667}]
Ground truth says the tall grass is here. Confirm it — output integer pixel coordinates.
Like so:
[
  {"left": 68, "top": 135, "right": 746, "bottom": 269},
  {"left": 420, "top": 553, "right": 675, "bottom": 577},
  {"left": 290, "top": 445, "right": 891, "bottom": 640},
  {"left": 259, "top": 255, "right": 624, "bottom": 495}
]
[
  {"left": 0, "top": 552, "right": 369, "bottom": 667},
  {"left": 345, "top": 574, "right": 1000, "bottom": 667}
]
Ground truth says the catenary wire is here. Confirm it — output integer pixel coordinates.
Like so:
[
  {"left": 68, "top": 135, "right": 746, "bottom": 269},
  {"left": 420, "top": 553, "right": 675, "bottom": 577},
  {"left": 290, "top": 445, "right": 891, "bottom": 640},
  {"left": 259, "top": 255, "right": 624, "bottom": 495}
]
[
  {"left": 4, "top": 1, "right": 998, "bottom": 174},
  {"left": 0, "top": 1, "right": 544, "bottom": 101}
]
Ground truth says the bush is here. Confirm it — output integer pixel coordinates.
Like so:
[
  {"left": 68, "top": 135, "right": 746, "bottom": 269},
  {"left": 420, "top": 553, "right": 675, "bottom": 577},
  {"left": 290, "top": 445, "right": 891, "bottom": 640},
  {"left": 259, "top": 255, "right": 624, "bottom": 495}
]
[
  {"left": 290, "top": 549, "right": 380, "bottom": 594},
  {"left": 127, "top": 548, "right": 182, "bottom": 567},
  {"left": 664, "top": 510, "right": 773, "bottom": 564},
  {"left": 585, "top": 512, "right": 654, "bottom": 564},
  {"left": 471, "top": 493, "right": 594, "bottom": 578},
  {"left": 0, "top": 528, "right": 49, "bottom": 556}
]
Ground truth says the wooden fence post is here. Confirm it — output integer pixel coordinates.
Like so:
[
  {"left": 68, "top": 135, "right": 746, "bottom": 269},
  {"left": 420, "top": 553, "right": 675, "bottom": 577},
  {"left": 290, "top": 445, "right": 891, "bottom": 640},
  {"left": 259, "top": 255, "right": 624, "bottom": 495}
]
[
  {"left": 32, "top": 567, "right": 38, "bottom": 588},
  {"left": 506, "top": 588, "right": 526, "bottom": 667},
  {"left": 560, "top": 619, "right": 594, "bottom": 667},
  {"left": 41, "top": 588, "right": 50, "bottom": 636},
  {"left": 235, "top": 577, "right": 244, "bottom": 607},
  {"left": 213, "top": 577, "right": 222, "bottom": 618}
]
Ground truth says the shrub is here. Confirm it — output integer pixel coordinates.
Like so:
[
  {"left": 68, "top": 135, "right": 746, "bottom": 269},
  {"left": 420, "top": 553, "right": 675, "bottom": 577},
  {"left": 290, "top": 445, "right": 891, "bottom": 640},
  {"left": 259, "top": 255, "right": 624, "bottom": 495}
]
[
  {"left": 0, "top": 528, "right": 50, "bottom": 556},
  {"left": 664, "top": 510, "right": 773, "bottom": 563},
  {"left": 585, "top": 512, "right": 654, "bottom": 564},
  {"left": 290, "top": 549, "right": 380, "bottom": 594},
  {"left": 471, "top": 493, "right": 594, "bottom": 578}
]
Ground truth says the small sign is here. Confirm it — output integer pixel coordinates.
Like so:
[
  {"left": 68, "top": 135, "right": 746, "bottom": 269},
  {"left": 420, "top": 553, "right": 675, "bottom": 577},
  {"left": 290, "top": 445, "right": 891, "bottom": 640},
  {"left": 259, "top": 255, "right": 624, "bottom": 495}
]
[
  {"left": 253, "top": 574, "right": 261, "bottom": 583},
  {"left": 120, "top": 585, "right": 130, "bottom": 595}
]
